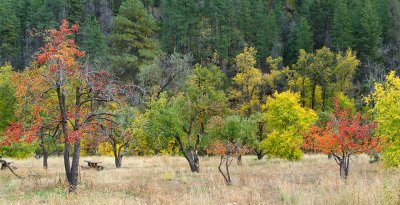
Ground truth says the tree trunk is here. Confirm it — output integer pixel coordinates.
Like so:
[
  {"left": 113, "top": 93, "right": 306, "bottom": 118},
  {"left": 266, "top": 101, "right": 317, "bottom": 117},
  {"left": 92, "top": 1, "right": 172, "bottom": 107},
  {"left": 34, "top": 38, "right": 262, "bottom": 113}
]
[
  {"left": 176, "top": 135, "right": 200, "bottom": 173},
  {"left": 115, "top": 156, "right": 122, "bottom": 168},
  {"left": 236, "top": 155, "right": 242, "bottom": 165},
  {"left": 111, "top": 140, "right": 123, "bottom": 168},
  {"left": 311, "top": 82, "right": 316, "bottom": 110},
  {"left": 218, "top": 155, "right": 232, "bottom": 186},
  {"left": 43, "top": 150, "right": 48, "bottom": 169},
  {"left": 256, "top": 151, "right": 264, "bottom": 160},
  {"left": 58, "top": 85, "right": 82, "bottom": 193},
  {"left": 339, "top": 156, "right": 349, "bottom": 178},
  {"left": 40, "top": 134, "right": 48, "bottom": 169},
  {"left": 187, "top": 150, "right": 200, "bottom": 172}
]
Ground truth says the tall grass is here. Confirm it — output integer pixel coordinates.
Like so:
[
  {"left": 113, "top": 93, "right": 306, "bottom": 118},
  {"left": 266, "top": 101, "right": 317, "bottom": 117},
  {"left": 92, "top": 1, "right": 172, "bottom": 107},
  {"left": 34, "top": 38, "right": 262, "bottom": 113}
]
[{"left": 0, "top": 154, "right": 398, "bottom": 205}]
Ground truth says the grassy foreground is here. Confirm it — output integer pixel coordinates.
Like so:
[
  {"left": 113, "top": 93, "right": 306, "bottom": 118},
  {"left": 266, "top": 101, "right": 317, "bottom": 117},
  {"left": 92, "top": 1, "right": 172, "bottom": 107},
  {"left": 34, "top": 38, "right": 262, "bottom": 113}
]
[{"left": 0, "top": 154, "right": 399, "bottom": 205}]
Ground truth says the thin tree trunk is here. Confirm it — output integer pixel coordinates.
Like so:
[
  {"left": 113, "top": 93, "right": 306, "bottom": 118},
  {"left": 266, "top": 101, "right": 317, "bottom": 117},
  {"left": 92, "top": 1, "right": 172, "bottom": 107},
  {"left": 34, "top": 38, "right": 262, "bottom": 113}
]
[
  {"left": 311, "top": 82, "right": 316, "bottom": 110},
  {"left": 43, "top": 150, "right": 48, "bottom": 169},
  {"left": 339, "top": 156, "right": 349, "bottom": 178},
  {"left": 236, "top": 155, "right": 242, "bottom": 165},
  {"left": 57, "top": 85, "right": 73, "bottom": 190},
  {"left": 255, "top": 150, "right": 264, "bottom": 160},
  {"left": 112, "top": 141, "right": 122, "bottom": 168}
]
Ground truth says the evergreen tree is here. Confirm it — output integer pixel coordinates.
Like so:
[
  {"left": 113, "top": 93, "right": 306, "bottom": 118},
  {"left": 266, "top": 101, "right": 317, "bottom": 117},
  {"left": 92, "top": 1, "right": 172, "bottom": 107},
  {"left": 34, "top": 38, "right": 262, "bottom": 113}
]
[
  {"left": 67, "top": 0, "right": 83, "bottom": 24},
  {"left": 385, "top": 0, "right": 400, "bottom": 69},
  {"left": 287, "top": 17, "right": 313, "bottom": 65},
  {"left": 32, "top": 0, "right": 66, "bottom": 29},
  {"left": 309, "top": 0, "right": 334, "bottom": 48},
  {"left": 332, "top": 0, "right": 353, "bottom": 51},
  {"left": 80, "top": 16, "right": 109, "bottom": 67},
  {"left": 0, "top": 0, "right": 21, "bottom": 65},
  {"left": 358, "top": 0, "right": 382, "bottom": 61},
  {"left": 161, "top": 0, "right": 200, "bottom": 59},
  {"left": 109, "top": 0, "right": 160, "bottom": 80}
]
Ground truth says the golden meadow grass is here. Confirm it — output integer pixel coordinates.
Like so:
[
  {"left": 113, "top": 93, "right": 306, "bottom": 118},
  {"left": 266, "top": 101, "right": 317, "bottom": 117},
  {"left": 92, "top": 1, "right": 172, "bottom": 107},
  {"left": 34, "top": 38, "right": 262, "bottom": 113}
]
[{"left": 0, "top": 154, "right": 399, "bottom": 205}]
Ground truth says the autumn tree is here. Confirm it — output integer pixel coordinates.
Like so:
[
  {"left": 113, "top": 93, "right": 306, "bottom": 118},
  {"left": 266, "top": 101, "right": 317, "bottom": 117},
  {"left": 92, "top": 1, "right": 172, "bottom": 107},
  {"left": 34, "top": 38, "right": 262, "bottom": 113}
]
[
  {"left": 261, "top": 91, "right": 316, "bottom": 160},
  {"left": 290, "top": 47, "right": 359, "bottom": 111},
  {"left": 370, "top": 71, "right": 400, "bottom": 167},
  {"left": 206, "top": 115, "right": 254, "bottom": 185},
  {"left": 145, "top": 65, "right": 227, "bottom": 172},
  {"left": 230, "top": 47, "right": 265, "bottom": 117},
  {"left": 304, "top": 99, "right": 380, "bottom": 178},
  {"left": 11, "top": 20, "right": 116, "bottom": 192},
  {"left": 231, "top": 47, "right": 291, "bottom": 160},
  {"left": 98, "top": 105, "right": 139, "bottom": 168}
]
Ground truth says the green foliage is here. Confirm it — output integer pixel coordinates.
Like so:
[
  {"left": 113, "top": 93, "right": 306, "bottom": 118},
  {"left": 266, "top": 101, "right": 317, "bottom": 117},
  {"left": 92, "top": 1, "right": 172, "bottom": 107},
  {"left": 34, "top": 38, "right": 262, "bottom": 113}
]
[
  {"left": 287, "top": 17, "right": 313, "bottom": 65},
  {"left": 145, "top": 64, "right": 227, "bottom": 154},
  {"left": 290, "top": 47, "right": 359, "bottom": 111},
  {"left": 0, "top": 0, "right": 21, "bottom": 65},
  {"left": 0, "top": 65, "right": 16, "bottom": 131},
  {"left": 260, "top": 91, "right": 316, "bottom": 160},
  {"left": 0, "top": 142, "right": 35, "bottom": 159},
  {"left": 67, "top": 0, "right": 83, "bottom": 24},
  {"left": 207, "top": 115, "right": 256, "bottom": 147},
  {"left": 80, "top": 17, "right": 109, "bottom": 67},
  {"left": 138, "top": 52, "right": 193, "bottom": 98},
  {"left": 332, "top": 0, "right": 353, "bottom": 51},
  {"left": 358, "top": 0, "right": 382, "bottom": 60},
  {"left": 110, "top": 0, "right": 160, "bottom": 80}
]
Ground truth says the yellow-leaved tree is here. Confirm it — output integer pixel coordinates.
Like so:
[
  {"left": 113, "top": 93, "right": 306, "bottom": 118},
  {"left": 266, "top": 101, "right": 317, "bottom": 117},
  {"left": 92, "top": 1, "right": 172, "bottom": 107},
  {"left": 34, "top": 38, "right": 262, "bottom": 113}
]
[
  {"left": 370, "top": 71, "right": 400, "bottom": 167},
  {"left": 261, "top": 91, "right": 316, "bottom": 160}
]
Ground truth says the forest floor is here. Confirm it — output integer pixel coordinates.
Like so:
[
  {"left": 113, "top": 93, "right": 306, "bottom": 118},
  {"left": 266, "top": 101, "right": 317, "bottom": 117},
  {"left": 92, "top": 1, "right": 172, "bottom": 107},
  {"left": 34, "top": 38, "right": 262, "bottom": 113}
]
[{"left": 0, "top": 154, "right": 399, "bottom": 205}]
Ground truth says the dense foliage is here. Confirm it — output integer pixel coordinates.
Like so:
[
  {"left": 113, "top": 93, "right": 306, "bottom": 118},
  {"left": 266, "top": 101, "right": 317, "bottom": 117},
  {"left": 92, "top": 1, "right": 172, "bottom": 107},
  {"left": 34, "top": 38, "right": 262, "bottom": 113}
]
[{"left": 0, "top": 0, "right": 399, "bottom": 190}]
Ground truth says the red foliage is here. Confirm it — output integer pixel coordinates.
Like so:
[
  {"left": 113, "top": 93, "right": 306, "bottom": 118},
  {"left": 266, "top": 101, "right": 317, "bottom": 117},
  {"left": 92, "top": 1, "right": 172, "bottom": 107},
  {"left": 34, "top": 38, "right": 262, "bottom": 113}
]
[
  {"left": 0, "top": 122, "right": 38, "bottom": 146},
  {"left": 303, "top": 99, "right": 381, "bottom": 156},
  {"left": 207, "top": 141, "right": 252, "bottom": 157}
]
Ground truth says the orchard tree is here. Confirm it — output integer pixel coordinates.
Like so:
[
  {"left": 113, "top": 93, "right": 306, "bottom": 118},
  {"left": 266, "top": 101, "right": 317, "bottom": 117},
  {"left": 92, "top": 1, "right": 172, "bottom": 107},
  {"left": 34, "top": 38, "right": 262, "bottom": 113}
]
[
  {"left": 98, "top": 105, "right": 139, "bottom": 168},
  {"left": 230, "top": 47, "right": 265, "bottom": 159},
  {"left": 11, "top": 20, "right": 117, "bottom": 192},
  {"left": 304, "top": 99, "right": 380, "bottom": 178},
  {"left": 261, "top": 91, "right": 316, "bottom": 160},
  {"left": 206, "top": 115, "right": 254, "bottom": 185},
  {"left": 145, "top": 65, "right": 227, "bottom": 172},
  {"left": 370, "top": 71, "right": 400, "bottom": 167}
]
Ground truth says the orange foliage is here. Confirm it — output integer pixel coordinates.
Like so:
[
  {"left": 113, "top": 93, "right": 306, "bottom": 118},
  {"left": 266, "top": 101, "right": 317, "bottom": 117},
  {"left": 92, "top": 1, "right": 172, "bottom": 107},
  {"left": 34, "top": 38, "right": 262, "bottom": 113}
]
[{"left": 303, "top": 99, "right": 381, "bottom": 156}]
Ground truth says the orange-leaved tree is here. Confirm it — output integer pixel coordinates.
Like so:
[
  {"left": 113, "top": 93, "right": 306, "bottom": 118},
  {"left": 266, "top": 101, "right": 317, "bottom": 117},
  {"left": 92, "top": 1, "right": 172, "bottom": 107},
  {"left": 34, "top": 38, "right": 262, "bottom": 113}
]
[
  {"left": 9, "top": 20, "right": 117, "bottom": 192},
  {"left": 303, "top": 99, "right": 380, "bottom": 178}
]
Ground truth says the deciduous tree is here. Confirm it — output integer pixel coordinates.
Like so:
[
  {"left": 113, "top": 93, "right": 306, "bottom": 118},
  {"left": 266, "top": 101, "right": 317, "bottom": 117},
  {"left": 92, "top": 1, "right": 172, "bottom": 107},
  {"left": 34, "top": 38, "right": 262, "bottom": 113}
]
[{"left": 304, "top": 99, "right": 380, "bottom": 178}]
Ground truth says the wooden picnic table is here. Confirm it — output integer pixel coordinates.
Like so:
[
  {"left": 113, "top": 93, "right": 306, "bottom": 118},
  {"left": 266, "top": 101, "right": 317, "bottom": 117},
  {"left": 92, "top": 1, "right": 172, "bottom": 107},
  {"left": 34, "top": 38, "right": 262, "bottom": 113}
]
[{"left": 83, "top": 160, "right": 104, "bottom": 170}]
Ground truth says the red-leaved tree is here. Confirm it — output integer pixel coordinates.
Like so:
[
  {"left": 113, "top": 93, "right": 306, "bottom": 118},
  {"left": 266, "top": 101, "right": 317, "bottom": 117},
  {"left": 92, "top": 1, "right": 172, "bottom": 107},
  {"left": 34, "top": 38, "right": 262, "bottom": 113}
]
[
  {"left": 8, "top": 20, "right": 117, "bottom": 191},
  {"left": 303, "top": 99, "right": 381, "bottom": 178}
]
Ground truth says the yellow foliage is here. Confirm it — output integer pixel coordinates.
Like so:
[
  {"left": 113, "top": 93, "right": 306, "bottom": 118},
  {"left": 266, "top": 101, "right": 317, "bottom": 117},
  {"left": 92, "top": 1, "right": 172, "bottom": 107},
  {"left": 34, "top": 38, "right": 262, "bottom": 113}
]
[{"left": 98, "top": 142, "right": 116, "bottom": 156}]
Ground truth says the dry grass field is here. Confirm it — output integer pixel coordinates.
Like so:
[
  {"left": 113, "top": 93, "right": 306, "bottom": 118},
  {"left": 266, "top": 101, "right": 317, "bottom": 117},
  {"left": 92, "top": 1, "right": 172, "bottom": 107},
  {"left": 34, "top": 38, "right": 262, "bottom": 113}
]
[{"left": 0, "top": 154, "right": 399, "bottom": 205}]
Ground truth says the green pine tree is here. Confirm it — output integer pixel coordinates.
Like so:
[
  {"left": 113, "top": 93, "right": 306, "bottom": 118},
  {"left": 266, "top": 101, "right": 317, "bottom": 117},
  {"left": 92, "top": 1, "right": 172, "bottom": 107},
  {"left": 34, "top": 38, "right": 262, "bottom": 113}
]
[
  {"left": 109, "top": 0, "right": 160, "bottom": 80},
  {"left": 0, "top": 0, "right": 21, "bottom": 65},
  {"left": 358, "top": 0, "right": 382, "bottom": 60},
  {"left": 287, "top": 17, "right": 313, "bottom": 65},
  {"left": 67, "top": 0, "right": 84, "bottom": 24},
  {"left": 332, "top": 0, "right": 353, "bottom": 51},
  {"left": 80, "top": 16, "right": 109, "bottom": 67}
]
